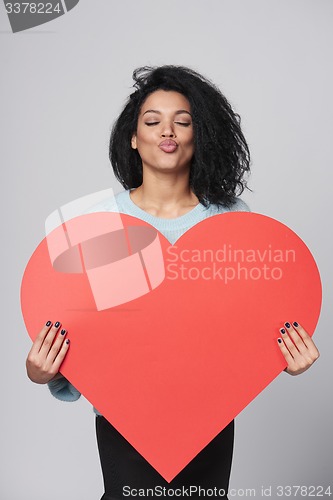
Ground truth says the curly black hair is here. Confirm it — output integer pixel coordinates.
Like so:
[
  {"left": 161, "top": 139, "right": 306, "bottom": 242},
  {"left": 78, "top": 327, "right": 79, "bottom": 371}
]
[{"left": 109, "top": 65, "right": 250, "bottom": 208}]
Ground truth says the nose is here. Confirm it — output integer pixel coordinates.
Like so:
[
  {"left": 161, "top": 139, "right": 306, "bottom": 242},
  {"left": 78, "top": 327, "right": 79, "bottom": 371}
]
[{"left": 161, "top": 122, "right": 176, "bottom": 138}]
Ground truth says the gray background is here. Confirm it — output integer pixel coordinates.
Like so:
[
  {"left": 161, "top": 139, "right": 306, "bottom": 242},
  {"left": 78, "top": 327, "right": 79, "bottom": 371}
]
[{"left": 1, "top": 1, "right": 332, "bottom": 498}]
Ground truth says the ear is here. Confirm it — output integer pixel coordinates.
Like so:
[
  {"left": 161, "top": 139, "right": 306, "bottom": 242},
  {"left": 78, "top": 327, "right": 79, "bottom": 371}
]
[{"left": 131, "top": 134, "right": 137, "bottom": 150}]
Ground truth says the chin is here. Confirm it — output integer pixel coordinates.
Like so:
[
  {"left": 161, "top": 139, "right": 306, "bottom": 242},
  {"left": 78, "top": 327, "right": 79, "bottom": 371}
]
[{"left": 152, "top": 159, "right": 190, "bottom": 172}]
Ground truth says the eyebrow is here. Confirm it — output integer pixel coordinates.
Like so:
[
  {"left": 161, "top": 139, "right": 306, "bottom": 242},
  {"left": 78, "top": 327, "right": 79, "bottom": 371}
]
[{"left": 142, "top": 109, "right": 192, "bottom": 117}]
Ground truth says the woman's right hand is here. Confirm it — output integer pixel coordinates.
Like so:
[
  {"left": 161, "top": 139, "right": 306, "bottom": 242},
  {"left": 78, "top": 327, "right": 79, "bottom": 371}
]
[{"left": 26, "top": 321, "right": 70, "bottom": 384}]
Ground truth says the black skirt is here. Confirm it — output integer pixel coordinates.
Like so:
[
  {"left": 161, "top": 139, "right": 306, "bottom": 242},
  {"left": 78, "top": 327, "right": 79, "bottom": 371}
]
[{"left": 96, "top": 416, "right": 234, "bottom": 500}]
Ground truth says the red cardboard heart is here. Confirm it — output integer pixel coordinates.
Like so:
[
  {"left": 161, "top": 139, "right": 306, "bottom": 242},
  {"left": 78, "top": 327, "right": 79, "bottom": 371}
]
[{"left": 21, "top": 212, "right": 321, "bottom": 482}]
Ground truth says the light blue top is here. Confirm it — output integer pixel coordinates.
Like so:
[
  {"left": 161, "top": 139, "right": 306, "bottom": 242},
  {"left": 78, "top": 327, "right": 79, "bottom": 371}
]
[{"left": 47, "top": 189, "right": 250, "bottom": 414}]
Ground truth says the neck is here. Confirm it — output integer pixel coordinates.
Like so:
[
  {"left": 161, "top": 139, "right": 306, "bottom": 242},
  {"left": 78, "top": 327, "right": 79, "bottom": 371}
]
[{"left": 129, "top": 170, "right": 199, "bottom": 218}]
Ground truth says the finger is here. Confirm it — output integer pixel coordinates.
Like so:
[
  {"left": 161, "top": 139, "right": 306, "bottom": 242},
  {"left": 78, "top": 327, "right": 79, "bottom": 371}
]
[
  {"left": 291, "top": 321, "right": 319, "bottom": 354},
  {"left": 38, "top": 321, "right": 62, "bottom": 357},
  {"left": 283, "top": 322, "right": 308, "bottom": 356},
  {"left": 277, "top": 337, "right": 294, "bottom": 368},
  {"left": 29, "top": 320, "right": 53, "bottom": 355},
  {"left": 51, "top": 338, "right": 70, "bottom": 373},
  {"left": 279, "top": 327, "right": 301, "bottom": 359},
  {"left": 286, "top": 321, "right": 320, "bottom": 363},
  {"left": 46, "top": 328, "right": 67, "bottom": 364}
]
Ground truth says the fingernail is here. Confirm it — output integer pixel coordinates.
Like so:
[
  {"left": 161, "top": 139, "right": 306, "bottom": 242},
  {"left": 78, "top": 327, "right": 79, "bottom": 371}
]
[
  {"left": 285, "top": 322, "right": 291, "bottom": 328},
  {"left": 55, "top": 321, "right": 60, "bottom": 328},
  {"left": 278, "top": 338, "right": 282, "bottom": 344},
  {"left": 61, "top": 329, "right": 66, "bottom": 335},
  {"left": 46, "top": 320, "right": 52, "bottom": 327},
  {"left": 293, "top": 321, "right": 299, "bottom": 327},
  {"left": 280, "top": 328, "right": 286, "bottom": 334},
  {"left": 66, "top": 339, "right": 70, "bottom": 344}
]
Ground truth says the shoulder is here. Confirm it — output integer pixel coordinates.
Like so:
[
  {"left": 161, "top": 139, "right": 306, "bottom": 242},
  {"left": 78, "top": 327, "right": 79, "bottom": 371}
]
[
  {"left": 204, "top": 197, "right": 250, "bottom": 216},
  {"left": 227, "top": 198, "right": 251, "bottom": 213},
  {"left": 85, "top": 190, "right": 128, "bottom": 214}
]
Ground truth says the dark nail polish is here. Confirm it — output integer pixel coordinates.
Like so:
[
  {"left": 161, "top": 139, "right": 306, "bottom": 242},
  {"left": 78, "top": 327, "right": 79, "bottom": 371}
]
[
  {"left": 54, "top": 321, "right": 60, "bottom": 328},
  {"left": 280, "top": 328, "right": 286, "bottom": 334},
  {"left": 278, "top": 338, "right": 282, "bottom": 343},
  {"left": 293, "top": 321, "right": 299, "bottom": 327},
  {"left": 285, "top": 322, "right": 291, "bottom": 328},
  {"left": 46, "top": 321, "right": 51, "bottom": 327},
  {"left": 66, "top": 339, "right": 70, "bottom": 344},
  {"left": 61, "top": 329, "right": 66, "bottom": 335}
]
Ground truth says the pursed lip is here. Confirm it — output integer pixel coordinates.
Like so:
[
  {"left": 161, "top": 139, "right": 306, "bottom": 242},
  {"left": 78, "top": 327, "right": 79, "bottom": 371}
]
[{"left": 159, "top": 139, "right": 178, "bottom": 153}]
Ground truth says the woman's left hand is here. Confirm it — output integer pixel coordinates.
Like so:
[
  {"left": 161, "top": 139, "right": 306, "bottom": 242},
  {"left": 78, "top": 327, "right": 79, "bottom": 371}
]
[{"left": 277, "top": 321, "right": 320, "bottom": 376}]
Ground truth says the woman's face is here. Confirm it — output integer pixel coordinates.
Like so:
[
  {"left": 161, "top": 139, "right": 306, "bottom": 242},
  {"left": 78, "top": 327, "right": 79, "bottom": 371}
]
[{"left": 131, "top": 90, "right": 194, "bottom": 175}]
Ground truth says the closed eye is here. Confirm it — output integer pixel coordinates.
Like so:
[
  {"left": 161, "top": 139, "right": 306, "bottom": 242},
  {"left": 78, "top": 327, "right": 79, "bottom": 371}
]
[{"left": 145, "top": 122, "right": 191, "bottom": 127}]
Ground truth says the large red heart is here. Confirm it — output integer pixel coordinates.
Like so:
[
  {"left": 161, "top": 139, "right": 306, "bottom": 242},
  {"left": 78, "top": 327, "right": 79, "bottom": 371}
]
[{"left": 21, "top": 212, "right": 321, "bottom": 482}]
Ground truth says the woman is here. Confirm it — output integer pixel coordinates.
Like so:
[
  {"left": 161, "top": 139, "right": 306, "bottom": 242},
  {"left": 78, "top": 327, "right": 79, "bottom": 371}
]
[{"left": 26, "top": 66, "right": 320, "bottom": 499}]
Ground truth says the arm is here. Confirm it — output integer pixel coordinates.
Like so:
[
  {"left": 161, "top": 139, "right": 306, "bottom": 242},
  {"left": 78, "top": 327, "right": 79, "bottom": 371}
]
[
  {"left": 26, "top": 320, "right": 81, "bottom": 401},
  {"left": 277, "top": 321, "right": 320, "bottom": 376},
  {"left": 47, "top": 374, "right": 81, "bottom": 402}
]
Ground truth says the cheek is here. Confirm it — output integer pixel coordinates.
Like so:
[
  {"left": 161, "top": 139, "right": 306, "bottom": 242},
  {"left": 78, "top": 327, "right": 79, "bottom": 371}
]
[
  {"left": 185, "top": 133, "right": 195, "bottom": 153},
  {"left": 136, "top": 132, "right": 154, "bottom": 148},
  {"left": 186, "top": 130, "right": 194, "bottom": 146}
]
